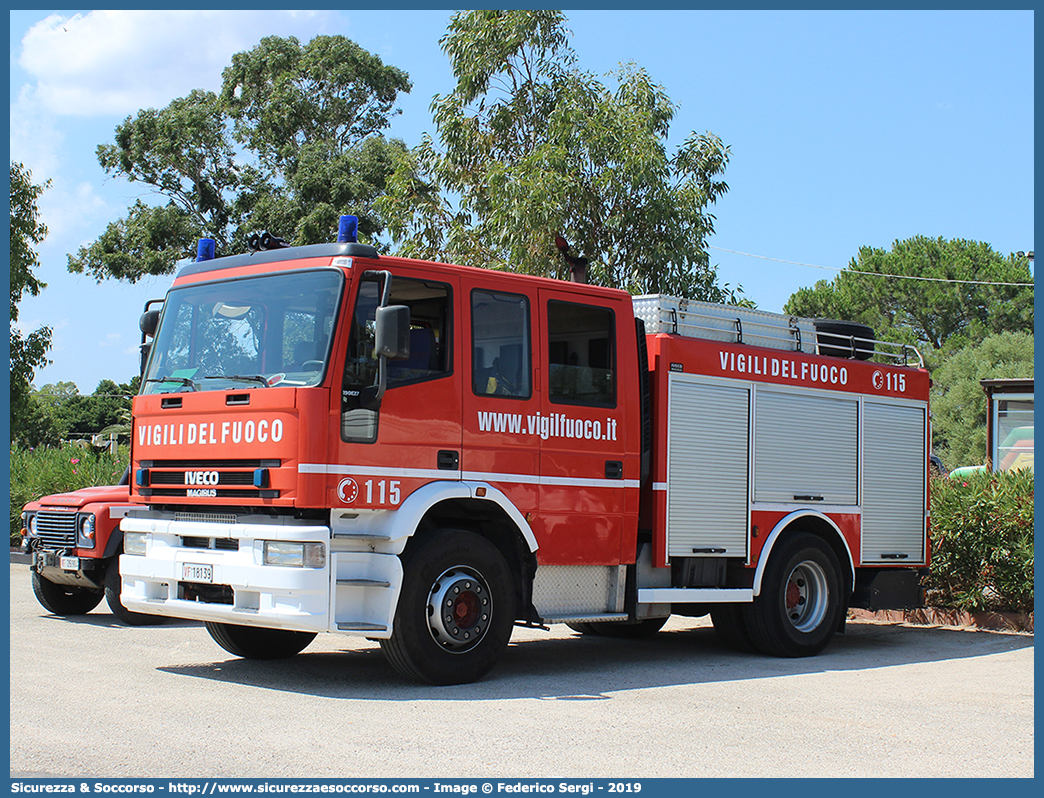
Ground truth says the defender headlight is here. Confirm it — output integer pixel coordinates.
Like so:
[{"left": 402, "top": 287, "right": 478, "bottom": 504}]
[
  {"left": 124, "top": 531, "right": 148, "bottom": 555},
  {"left": 23, "top": 513, "right": 36, "bottom": 538},
  {"left": 77, "top": 514, "right": 96, "bottom": 548},
  {"left": 262, "top": 541, "right": 326, "bottom": 568}
]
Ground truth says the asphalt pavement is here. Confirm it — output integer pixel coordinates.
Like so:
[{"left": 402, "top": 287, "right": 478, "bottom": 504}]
[{"left": 9, "top": 561, "right": 1034, "bottom": 779}]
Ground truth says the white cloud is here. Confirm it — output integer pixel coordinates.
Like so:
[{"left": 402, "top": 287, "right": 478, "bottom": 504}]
[
  {"left": 99, "top": 333, "right": 122, "bottom": 348},
  {"left": 18, "top": 10, "right": 338, "bottom": 117},
  {"left": 9, "top": 85, "right": 65, "bottom": 180},
  {"left": 39, "top": 181, "right": 113, "bottom": 244}
]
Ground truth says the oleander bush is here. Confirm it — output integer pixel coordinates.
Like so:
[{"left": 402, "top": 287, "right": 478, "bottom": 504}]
[
  {"left": 927, "top": 468, "right": 1034, "bottom": 614},
  {"left": 9, "top": 444, "right": 130, "bottom": 546}
]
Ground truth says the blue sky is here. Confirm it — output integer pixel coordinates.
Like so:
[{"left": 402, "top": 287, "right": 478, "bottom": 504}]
[{"left": 9, "top": 9, "right": 1035, "bottom": 393}]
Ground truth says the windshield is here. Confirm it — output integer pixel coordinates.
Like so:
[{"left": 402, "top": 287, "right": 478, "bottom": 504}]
[{"left": 143, "top": 269, "right": 343, "bottom": 394}]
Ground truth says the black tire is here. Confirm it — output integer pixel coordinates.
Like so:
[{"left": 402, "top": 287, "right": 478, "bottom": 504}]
[
  {"left": 104, "top": 561, "right": 165, "bottom": 626},
  {"left": 567, "top": 617, "right": 667, "bottom": 638},
  {"left": 205, "top": 622, "right": 317, "bottom": 660},
  {"left": 380, "top": 530, "right": 516, "bottom": 685},
  {"left": 743, "top": 533, "right": 844, "bottom": 658},
  {"left": 31, "top": 570, "right": 103, "bottom": 616},
  {"left": 814, "top": 319, "right": 875, "bottom": 360},
  {"left": 710, "top": 604, "right": 757, "bottom": 652},
  {"left": 566, "top": 622, "right": 599, "bottom": 635}
]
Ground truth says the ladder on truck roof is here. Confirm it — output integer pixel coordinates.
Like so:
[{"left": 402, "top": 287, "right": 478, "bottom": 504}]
[{"left": 632, "top": 294, "right": 923, "bottom": 368}]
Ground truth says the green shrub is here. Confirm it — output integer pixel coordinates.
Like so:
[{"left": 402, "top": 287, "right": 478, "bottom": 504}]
[
  {"left": 927, "top": 469, "right": 1034, "bottom": 614},
  {"left": 9, "top": 444, "right": 130, "bottom": 546}
]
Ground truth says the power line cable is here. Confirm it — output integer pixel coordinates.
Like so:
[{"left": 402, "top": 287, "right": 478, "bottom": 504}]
[{"left": 710, "top": 246, "right": 1035, "bottom": 287}]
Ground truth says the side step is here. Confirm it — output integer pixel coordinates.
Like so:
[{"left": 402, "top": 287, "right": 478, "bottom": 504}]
[
  {"left": 331, "top": 531, "right": 391, "bottom": 541},
  {"left": 336, "top": 621, "right": 388, "bottom": 632},
  {"left": 540, "top": 613, "right": 629, "bottom": 625},
  {"left": 336, "top": 578, "right": 391, "bottom": 588}
]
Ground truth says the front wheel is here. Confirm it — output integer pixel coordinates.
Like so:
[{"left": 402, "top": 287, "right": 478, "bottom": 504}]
[
  {"left": 743, "top": 533, "right": 844, "bottom": 657},
  {"left": 380, "top": 530, "right": 516, "bottom": 685},
  {"left": 205, "top": 622, "right": 317, "bottom": 660},
  {"left": 31, "top": 570, "right": 103, "bottom": 616},
  {"left": 104, "top": 561, "right": 165, "bottom": 626}
]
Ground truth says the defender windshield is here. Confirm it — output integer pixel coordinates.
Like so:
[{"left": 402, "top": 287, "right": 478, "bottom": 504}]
[{"left": 142, "top": 269, "right": 343, "bottom": 394}]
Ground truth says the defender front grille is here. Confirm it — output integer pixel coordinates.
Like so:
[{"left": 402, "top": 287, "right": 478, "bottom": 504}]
[{"left": 34, "top": 511, "right": 77, "bottom": 548}]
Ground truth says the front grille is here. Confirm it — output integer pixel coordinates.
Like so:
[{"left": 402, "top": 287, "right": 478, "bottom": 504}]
[
  {"left": 137, "top": 460, "right": 281, "bottom": 500},
  {"left": 150, "top": 471, "right": 255, "bottom": 486},
  {"left": 141, "top": 459, "right": 280, "bottom": 469},
  {"left": 181, "top": 536, "right": 238, "bottom": 551},
  {"left": 34, "top": 511, "right": 77, "bottom": 548},
  {"left": 174, "top": 512, "right": 237, "bottom": 525}
]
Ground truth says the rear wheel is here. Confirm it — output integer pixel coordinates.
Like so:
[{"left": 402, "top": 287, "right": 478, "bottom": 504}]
[
  {"left": 104, "top": 560, "right": 165, "bottom": 626},
  {"left": 380, "top": 530, "right": 515, "bottom": 685},
  {"left": 205, "top": 622, "right": 317, "bottom": 660},
  {"left": 567, "top": 617, "right": 667, "bottom": 638},
  {"left": 743, "top": 533, "right": 844, "bottom": 657},
  {"left": 31, "top": 570, "right": 103, "bottom": 616},
  {"left": 710, "top": 604, "right": 757, "bottom": 652}
]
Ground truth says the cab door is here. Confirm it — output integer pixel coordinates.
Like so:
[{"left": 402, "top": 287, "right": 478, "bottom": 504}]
[
  {"left": 330, "top": 266, "right": 461, "bottom": 511},
  {"left": 536, "top": 289, "right": 630, "bottom": 565},
  {"left": 460, "top": 281, "right": 540, "bottom": 522}
]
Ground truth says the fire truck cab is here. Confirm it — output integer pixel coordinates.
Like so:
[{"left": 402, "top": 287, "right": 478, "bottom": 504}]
[{"left": 119, "top": 216, "right": 930, "bottom": 684}]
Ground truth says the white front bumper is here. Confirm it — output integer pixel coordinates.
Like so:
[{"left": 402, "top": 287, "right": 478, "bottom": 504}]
[{"left": 119, "top": 515, "right": 400, "bottom": 637}]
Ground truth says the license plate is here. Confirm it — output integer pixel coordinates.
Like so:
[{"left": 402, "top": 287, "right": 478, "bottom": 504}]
[
  {"left": 181, "top": 563, "right": 213, "bottom": 584},
  {"left": 59, "top": 556, "right": 79, "bottom": 571}
]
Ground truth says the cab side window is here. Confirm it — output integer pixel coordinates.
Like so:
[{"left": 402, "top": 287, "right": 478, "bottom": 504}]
[
  {"left": 341, "top": 275, "right": 452, "bottom": 443},
  {"left": 547, "top": 300, "right": 615, "bottom": 407},
  {"left": 471, "top": 290, "right": 531, "bottom": 398},
  {"left": 386, "top": 279, "right": 452, "bottom": 387}
]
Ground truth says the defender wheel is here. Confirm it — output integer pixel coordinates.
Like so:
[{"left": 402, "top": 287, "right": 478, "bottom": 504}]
[
  {"left": 31, "top": 570, "right": 103, "bottom": 616},
  {"left": 380, "top": 530, "right": 516, "bottom": 685},
  {"left": 743, "top": 533, "right": 844, "bottom": 657},
  {"left": 567, "top": 618, "right": 667, "bottom": 638},
  {"left": 205, "top": 622, "right": 317, "bottom": 660},
  {"left": 710, "top": 604, "right": 757, "bottom": 652},
  {"left": 104, "top": 562, "right": 165, "bottom": 626}
]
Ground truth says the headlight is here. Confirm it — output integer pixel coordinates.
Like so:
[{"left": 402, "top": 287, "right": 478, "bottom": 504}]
[
  {"left": 262, "top": 541, "right": 326, "bottom": 568},
  {"left": 77, "top": 514, "right": 96, "bottom": 548},
  {"left": 24, "top": 513, "right": 36, "bottom": 537},
  {"left": 124, "top": 532, "right": 148, "bottom": 555}
]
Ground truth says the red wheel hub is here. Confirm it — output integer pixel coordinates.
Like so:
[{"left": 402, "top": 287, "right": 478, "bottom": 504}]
[
  {"left": 786, "top": 580, "right": 802, "bottom": 610},
  {"left": 452, "top": 590, "right": 480, "bottom": 629}
]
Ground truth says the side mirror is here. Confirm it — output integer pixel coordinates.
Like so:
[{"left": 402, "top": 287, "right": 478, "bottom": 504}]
[
  {"left": 140, "top": 308, "right": 161, "bottom": 338},
  {"left": 374, "top": 305, "right": 411, "bottom": 360},
  {"left": 139, "top": 343, "right": 152, "bottom": 378}
]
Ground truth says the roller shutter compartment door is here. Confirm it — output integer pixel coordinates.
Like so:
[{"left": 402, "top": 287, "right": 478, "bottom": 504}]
[
  {"left": 666, "top": 376, "right": 750, "bottom": 559},
  {"left": 862, "top": 401, "right": 927, "bottom": 563},
  {"left": 753, "top": 389, "right": 858, "bottom": 506}
]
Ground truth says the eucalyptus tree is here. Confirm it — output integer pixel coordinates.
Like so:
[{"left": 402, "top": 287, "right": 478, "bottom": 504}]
[
  {"left": 380, "top": 10, "right": 735, "bottom": 300},
  {"left": 10, "top": 161, "right": 53, "bottom": 442},
  {"left": 69, "top": 35, "right": 411, "bottom": 283}
]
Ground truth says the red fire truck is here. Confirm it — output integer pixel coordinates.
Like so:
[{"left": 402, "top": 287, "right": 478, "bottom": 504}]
[{"left": 119, "top": 216, "right": 930, "bottom": 684}]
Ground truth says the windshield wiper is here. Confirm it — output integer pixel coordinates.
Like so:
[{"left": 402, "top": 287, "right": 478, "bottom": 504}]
[
  {"left": 144, "top": 376, "right": 198, "bottom": 391},
  {"left": 203, "top": 374, "right": 270, "bottom": 387}
]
